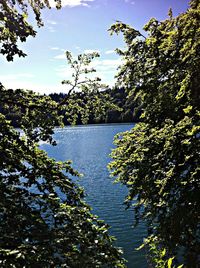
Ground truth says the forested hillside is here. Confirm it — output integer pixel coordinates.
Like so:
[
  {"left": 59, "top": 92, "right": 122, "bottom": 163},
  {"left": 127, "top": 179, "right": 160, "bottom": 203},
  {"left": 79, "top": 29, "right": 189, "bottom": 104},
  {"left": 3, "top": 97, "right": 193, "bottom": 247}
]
[
  {"left": 49, "top": 87, "right": 140, "bottom": 125},
  {"left": 0, "top": 86, "right": 140, "bottom": 127}
]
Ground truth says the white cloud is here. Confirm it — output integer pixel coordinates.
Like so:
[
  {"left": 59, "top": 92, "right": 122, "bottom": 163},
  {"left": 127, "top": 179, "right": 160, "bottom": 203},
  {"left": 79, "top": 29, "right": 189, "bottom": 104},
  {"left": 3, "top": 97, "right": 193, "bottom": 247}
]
[
  {"left": 0, "top": 73, "right": 35, "bottom": 81},
  {"left": 50, "top": 47, "right": 66, "bottom": 52},
  {"left": 91, "top": 58, "right": 123, "bottom": 85},
  {"left": 83, "top": 49, "right": 100, "bottom": 54},
  {"left": 0, "top": 57, "right": 122, "bottom": 94},
  {"left": 54, "top": 53, "right": 66, "bottom": 59},
  {"left": 49, "top": 0, "right": 94, "bottom": 8},
  {"left": 91, "top": 58, "right": 122, "bottom": 71},
  {"left": 0, "top": 73, "right": 66, "bottom": 94},
  {"left": 47, "top": 20, "right": 57, "bottom": 25},
  {"left": 1, "top": 78, "right": 68, "bottom": 94},
  {"left": 54, "top": 50, "right": 101, "bottom": 61},
  {"left": 105, "top": 50, "right": 115, "bottom": 55},
  {"left": 54, "top": 65, "right": 72, "bottom": 78},
  {"left": 54, "top": 58, "right": 122, "bottom": 77},
  {"left": 46, "top": 20, "right": 58, "bottom": 32},
  {"left": 47, "top": 26, "right": 56, "bottom": 33},
  {"left": 54, "top": 57, "right": 122, "bottom": 87}
]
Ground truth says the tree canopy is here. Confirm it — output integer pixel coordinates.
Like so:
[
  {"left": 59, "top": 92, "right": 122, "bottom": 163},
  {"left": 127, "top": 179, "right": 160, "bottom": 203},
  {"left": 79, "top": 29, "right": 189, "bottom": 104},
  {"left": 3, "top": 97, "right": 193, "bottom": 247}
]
[
  {"left": 0, "top": 1, "right": 125, "bottom": 267},
  {"left": 109, "top": 0, "right": 200, "bottom": 266},
  {"left": 0, "top": 88, "right": 125, "bottom": 267},
  {"left": 0, "top": 0, "right": 61, "bottom": 61},
  {"left": 49, "top": 86, "right": 140, "bottom": 125},
  {"left": 57, "top": 50, "right": 120, "bottom": 125}
]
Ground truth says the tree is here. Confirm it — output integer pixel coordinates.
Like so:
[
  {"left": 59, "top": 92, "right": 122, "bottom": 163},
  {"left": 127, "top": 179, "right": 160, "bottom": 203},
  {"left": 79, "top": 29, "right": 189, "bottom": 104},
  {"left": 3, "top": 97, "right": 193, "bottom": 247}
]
[
  {"left": 51, "top": 51, "right": 139, "bottom": 125},
  {"left": 59, "top": 50, "right": 119, "bottom": 125},
  {"left": 0, "top": 0, "right": 61, "bottom": 61},
  {"left": 0, "top": 1, "right": 125, "bottom": 267},
  {"left": 109, "top": 0, "right": 200, "bottom": 266}
]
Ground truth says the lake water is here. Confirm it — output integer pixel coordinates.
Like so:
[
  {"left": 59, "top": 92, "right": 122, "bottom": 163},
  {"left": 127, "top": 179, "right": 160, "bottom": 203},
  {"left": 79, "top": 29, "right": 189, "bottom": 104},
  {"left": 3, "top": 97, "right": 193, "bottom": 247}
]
[{"left": 41, "top": 123, "right": 147, "bottom": 268}]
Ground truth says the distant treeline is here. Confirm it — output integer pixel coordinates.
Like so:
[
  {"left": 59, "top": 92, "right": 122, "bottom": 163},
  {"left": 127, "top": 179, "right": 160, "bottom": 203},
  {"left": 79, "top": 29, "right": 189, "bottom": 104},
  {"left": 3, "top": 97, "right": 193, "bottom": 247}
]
[
  {"left": 49, "top": 87, "right": 141, "bottom": 125},
  {"left": 0, "top": 87, "right": 141, "bottom": 127}
]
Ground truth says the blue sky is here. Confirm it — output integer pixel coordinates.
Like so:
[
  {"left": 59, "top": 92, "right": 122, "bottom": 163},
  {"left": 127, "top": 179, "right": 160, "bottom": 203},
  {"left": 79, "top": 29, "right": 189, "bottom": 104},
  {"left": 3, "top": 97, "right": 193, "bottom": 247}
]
[{"left": 0, "top": 0, "right": 189, "bottom": 94}]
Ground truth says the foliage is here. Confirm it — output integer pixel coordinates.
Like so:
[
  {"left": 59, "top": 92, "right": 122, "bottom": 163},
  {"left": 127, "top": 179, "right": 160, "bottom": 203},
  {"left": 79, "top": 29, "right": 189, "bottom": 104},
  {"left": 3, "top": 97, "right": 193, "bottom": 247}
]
[
  {"left": 50, "top": 86, "right": 140, "bottom": 125},
  {"left": 0, "top": 1, "right": 125, "bottom": 267},
  {"left": 109, "top": 0, "right": 200, "bottom": 266},
  {"left": 0, "top": 89, "right": 125, "bottom": 268},
  {"left": 107, "top": 86, "right": 141, "bottom": 123},
  {"left": 58, "top": 50, "right": 120, "bottom": 125},
  {"left": 0, "top": 91, "right": 125, "bottom": 266},
  {"left": 0, "top": 0, "right": 62, "bottom": 61}
]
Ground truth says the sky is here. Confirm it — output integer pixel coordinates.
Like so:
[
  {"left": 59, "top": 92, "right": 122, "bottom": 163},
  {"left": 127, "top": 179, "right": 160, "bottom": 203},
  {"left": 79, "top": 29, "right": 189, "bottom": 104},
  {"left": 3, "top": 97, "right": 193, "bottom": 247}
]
[{"left": 0, "top": 0, "right": 189, "bottom": 94}]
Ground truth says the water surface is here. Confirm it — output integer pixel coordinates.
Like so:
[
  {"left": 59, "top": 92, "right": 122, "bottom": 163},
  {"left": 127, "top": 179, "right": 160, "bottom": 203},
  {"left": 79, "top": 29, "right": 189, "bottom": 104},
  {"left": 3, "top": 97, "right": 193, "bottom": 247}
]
[{"left": 41, "top": 124, "right": 147, "bottom": 268}]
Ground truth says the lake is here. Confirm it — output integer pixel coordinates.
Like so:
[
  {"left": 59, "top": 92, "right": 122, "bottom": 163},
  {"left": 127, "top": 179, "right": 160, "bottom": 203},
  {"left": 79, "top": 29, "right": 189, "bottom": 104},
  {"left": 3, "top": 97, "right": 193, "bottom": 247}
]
[{"left": 41, "top": 123, "right": 147, "bottom": 268}]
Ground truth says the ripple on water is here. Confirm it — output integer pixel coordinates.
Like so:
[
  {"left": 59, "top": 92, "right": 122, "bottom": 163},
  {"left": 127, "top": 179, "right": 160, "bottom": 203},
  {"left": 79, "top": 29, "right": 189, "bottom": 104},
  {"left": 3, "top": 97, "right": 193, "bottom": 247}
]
[{"left": 41, "top": 124, "right": 147, "bottom": 268}]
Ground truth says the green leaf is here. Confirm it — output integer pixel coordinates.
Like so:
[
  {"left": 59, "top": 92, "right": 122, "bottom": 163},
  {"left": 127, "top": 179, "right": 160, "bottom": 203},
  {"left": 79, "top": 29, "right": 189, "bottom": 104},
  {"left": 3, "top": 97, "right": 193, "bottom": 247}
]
[{"left": 167, "top": 257, "right": 174, "bottom": 268}]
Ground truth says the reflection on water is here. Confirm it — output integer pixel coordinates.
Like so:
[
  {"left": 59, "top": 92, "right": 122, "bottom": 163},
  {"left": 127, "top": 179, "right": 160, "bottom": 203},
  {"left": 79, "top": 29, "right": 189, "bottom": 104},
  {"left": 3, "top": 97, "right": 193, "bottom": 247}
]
[{"left": 41, "top": 124, "right": 147, "bottom": 268}]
